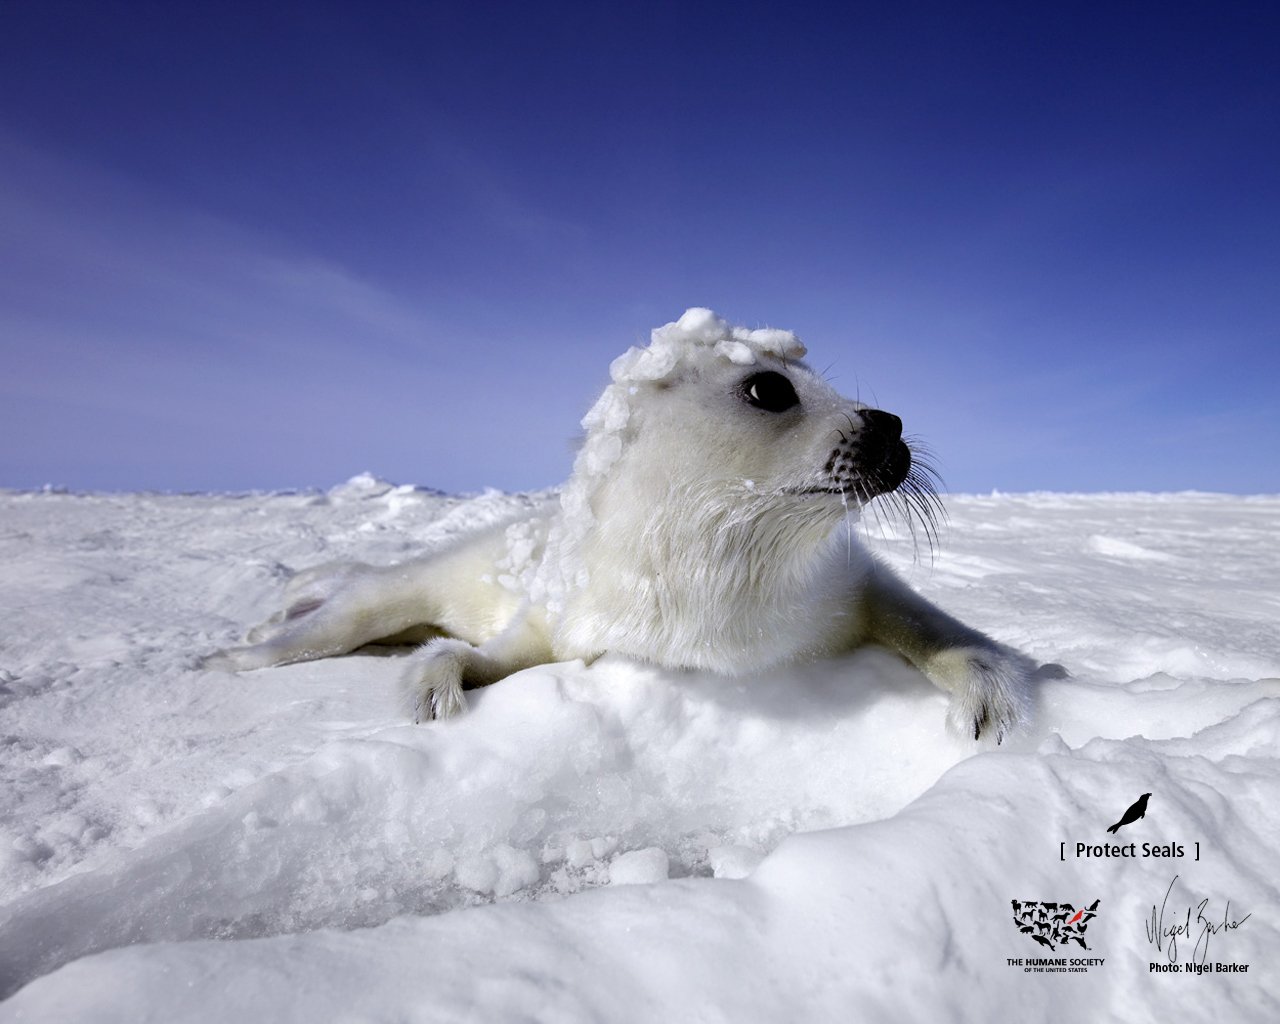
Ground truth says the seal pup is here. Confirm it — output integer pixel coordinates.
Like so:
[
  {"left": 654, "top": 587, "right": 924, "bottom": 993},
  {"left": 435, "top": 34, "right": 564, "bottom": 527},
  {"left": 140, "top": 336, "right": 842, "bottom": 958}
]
[{"left": 211, "top": 308, "right": 1034, "bottom": 741}]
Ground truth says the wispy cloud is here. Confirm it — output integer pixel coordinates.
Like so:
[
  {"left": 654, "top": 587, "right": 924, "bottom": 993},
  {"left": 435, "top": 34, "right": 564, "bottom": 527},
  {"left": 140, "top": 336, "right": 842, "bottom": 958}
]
[
  {"left": 0, "top": 135, "right": 491, "bottom": 490},
  {"left": 1, "top": 134, "right": 439, "bottom": 362}
]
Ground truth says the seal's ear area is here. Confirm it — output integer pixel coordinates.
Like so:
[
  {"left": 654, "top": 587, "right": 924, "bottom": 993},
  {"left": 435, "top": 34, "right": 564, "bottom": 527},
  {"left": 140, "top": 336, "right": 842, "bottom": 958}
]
[{"left": 738, "top": 370, "right": 800, "bottom": 413}]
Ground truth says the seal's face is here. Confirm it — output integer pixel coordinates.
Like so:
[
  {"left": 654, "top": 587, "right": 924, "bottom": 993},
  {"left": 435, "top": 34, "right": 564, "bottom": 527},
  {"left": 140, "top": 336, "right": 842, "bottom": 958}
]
[
  {"left": 621, "top": 349, "right": 915, "bottom": 515},
  {"left": 735, "top": 368, "right": 912, "bottom": 503},
  {"left": 562, "top": 309, "right": 944, "bottom": 587}
]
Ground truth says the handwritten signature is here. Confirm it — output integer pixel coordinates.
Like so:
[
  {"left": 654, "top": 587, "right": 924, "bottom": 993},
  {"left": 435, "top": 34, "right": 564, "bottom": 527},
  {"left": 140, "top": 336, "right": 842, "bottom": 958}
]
[{"left": 1145, "top": 874, "right": 1251, "bottom": 964}]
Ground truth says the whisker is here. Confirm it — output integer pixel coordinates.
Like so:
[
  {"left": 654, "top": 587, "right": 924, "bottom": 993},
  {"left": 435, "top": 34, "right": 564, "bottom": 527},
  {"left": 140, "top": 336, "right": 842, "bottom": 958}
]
[{"left": 855, "top": 436, "right": 948, "bottom": 563}]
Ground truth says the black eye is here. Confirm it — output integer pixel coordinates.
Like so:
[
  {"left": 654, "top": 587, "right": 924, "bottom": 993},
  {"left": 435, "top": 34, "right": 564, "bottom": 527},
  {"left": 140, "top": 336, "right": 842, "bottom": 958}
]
[{"left": 739, "top": 371, "right": 799, "bottom": 413}]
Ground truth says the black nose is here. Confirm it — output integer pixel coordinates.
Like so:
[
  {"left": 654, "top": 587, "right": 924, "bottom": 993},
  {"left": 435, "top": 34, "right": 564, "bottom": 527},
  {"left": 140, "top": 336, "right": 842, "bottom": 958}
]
[{"left": 860, "top": 408, "right": 902, "bottom": 442}]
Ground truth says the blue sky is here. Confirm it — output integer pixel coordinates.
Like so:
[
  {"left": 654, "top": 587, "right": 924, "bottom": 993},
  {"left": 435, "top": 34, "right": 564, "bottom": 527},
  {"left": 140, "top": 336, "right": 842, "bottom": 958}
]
[{"left": 2, "top": 1, "right": 1276, "bottom": 495}]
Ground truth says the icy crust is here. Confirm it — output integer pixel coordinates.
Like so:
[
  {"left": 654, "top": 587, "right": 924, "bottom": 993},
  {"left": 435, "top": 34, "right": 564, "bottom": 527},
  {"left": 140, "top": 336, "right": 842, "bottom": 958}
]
[{"left": 520, "top": 308, "right": 807, "bottom": 612}]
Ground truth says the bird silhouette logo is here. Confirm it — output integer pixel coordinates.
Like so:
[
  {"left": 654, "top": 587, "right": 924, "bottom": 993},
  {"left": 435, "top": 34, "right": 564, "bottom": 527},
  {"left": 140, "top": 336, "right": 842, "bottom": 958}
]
[{"left": 1106, "top": 792, "right": 1151, "bottom": 834}]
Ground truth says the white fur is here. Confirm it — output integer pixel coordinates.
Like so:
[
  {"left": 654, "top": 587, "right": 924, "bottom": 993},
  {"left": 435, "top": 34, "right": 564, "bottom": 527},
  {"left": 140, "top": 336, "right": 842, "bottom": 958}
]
[{"left": 210, "top": 309, "right": 1036, "bottom": 741}]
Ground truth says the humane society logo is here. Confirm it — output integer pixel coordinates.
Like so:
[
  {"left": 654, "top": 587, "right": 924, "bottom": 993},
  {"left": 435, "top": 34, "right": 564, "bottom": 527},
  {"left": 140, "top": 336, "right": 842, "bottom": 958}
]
[
  {"left": 1010, "top": 899, "right": 1101, "bottom": 951},
  {"left": 1006, "top": 900, "right": 1105, "bottom": 973}
]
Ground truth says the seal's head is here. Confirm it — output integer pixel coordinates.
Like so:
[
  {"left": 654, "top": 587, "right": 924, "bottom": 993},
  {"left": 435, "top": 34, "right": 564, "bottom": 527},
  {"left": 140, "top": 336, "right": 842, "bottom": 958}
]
[{"left": 571, "top": 307, "right": 931, "bottom": 526}]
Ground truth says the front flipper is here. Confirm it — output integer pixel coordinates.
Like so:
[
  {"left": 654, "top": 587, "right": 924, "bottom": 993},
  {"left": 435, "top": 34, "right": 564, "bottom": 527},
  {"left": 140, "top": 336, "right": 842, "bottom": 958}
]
[
  {"left": 860, "top": 563, "right": 1035, "bottom": 743},
  {"left": 401, "top": 639, "right": 472, "bottom": 723},
  {"left": 919, "top": 643, "right": 1034, "bottom": 743},
  {"left": 402, "top": 614, "right": 553, "bottom": 723}
]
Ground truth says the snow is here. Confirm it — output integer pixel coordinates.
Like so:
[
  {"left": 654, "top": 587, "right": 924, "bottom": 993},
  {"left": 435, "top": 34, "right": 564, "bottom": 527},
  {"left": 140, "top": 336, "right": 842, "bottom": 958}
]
[
  {"left": 608, "top": 847, "right": 669, "bottom": 885},
  {"left": 1, "top": 481, "right": 1278, "bottom": 1020}
]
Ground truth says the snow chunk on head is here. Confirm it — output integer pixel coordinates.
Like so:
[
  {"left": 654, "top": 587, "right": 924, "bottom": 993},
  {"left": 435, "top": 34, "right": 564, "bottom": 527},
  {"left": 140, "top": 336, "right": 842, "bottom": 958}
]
[
  {"left": 585, "top": 307, "right": 805, "bottom": 482},
  {"left": 608, "top": 308, "right": 806, "bottom": 387}
]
